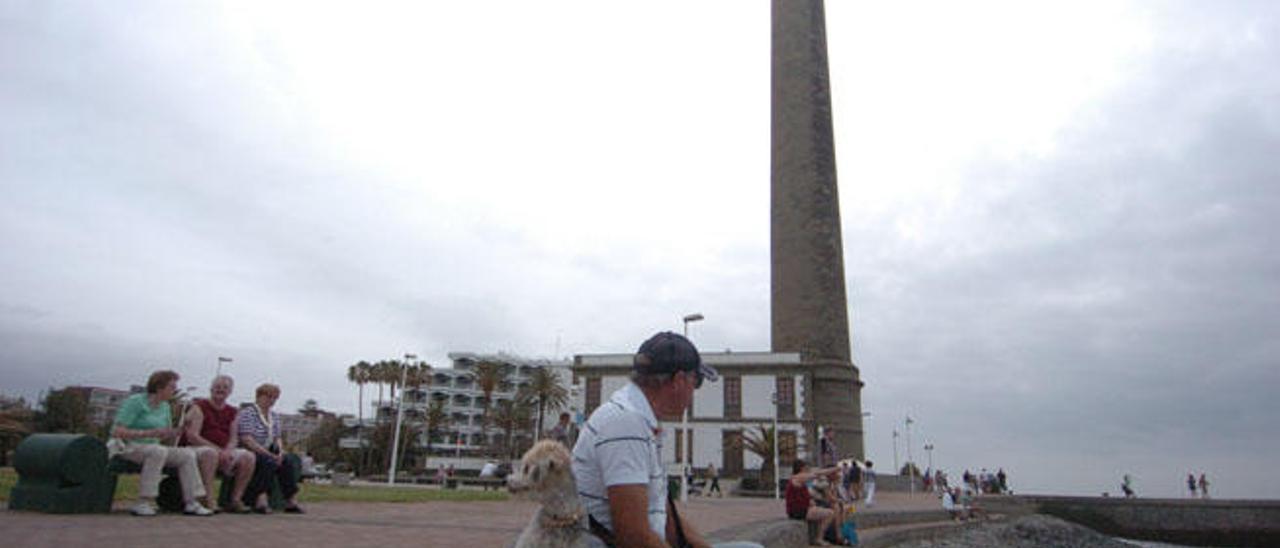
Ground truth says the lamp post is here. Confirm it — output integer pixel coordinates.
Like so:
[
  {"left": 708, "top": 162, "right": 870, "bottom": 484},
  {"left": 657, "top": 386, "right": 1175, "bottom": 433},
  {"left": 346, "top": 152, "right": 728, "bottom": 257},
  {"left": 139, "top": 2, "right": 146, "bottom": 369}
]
[
  {"left": 924, "top": 443, "right": 935, "bottom": 492},
  {"left": 679, "top": 313, "right": 703, "bottom": 502},
  {"left": 905, "top": 415, "right": 915, "bottom": 495},
  {"left": 388, "top": 353, "right": 415, "bottom": 485},
  {"left": 216, "top": 356, "right": 232, "bottom": 376},
  {"left": 682, "top": 313, "right": 704, "bottom": 338},
  {"left": 770, "top": 392, "right": 780, "bottom": 500},
  {"left": 892, "top": 429, "right": 899, "bottom": 474}
]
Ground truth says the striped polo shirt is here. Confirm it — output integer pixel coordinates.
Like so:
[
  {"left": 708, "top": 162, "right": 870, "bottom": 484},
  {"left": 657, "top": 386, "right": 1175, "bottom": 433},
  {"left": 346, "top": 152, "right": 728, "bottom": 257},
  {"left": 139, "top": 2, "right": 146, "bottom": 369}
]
[
  {"left": 236, "top": 404, "right": 280, "bottom": 447},
  {"left": 572, "top": 382, "right": 666, "bottom": 544}
]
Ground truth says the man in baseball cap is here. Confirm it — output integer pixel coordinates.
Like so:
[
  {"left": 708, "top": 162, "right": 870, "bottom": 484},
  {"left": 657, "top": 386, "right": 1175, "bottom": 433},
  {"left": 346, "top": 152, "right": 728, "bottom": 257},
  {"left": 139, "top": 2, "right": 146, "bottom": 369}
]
[{"left": 574, "top": 332, "right": 758, "bottom": 548}]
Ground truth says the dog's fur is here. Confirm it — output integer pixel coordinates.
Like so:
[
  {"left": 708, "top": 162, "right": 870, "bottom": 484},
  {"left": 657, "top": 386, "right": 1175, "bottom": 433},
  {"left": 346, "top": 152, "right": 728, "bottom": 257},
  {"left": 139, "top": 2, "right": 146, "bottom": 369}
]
[{"left": 508, "top": 440, "right": 588, "bottom": 548}]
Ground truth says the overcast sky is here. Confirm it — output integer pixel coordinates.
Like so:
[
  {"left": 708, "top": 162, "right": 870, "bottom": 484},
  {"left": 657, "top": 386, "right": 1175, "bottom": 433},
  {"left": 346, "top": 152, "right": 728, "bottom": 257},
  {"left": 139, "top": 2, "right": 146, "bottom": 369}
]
[{"left": 2, "top": 1, "right": 1277, "bottom": 499}]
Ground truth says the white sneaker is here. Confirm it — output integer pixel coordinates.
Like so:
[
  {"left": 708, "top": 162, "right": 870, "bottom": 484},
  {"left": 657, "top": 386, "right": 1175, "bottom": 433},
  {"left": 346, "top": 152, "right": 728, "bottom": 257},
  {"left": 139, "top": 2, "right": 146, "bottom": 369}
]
[
  {"left": 130, "top": 502, "right": 158, "bottom": 516},
  {"left": 183, "top": 501, "right": 214, "bottom": 516}
]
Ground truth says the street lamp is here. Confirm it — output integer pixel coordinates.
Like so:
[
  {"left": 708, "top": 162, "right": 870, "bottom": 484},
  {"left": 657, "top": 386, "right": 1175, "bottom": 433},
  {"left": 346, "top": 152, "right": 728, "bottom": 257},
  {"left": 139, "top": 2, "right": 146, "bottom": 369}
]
[
  {"left": 679, "top": 313, "right": 703, "bottom": 502},
  {"left": 905, "top": 415, "right": 915, "bottom": 495},
  {"left": 770, "top": 392, "right": 780, "bottom": 500},
  {"left": 924, "top": 443, "right": 935, "bottom": 492},
  {"left": 892, "top": 430, "right": 899, "bottom": 474},
  {"left": 216, "top": 356, "right": 232, "bottom": 376},
  {"left": 388, "top": 353, "right": 415, "bottom": 485},
  {"left": 682, "top": 313, "right": 704, "bottom": 337}
]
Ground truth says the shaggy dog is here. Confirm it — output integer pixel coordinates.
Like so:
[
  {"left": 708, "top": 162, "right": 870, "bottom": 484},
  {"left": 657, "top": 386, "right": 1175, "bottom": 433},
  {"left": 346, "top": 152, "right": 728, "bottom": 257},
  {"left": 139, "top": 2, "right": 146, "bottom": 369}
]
[{"left": 508, "top": 440, "right": 588, "bottom": 548}]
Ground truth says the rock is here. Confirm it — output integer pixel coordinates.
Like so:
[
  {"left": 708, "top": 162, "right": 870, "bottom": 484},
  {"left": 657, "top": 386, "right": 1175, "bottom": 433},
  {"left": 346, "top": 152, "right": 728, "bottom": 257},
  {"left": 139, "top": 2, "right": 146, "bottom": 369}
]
[{"left": 889, "top": 514, "right": 1131, "bottom": 548}]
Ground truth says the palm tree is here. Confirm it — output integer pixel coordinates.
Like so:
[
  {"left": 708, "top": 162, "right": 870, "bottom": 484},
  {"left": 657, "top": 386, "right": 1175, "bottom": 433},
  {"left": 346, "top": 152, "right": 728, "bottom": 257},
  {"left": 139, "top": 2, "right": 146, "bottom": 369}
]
[
  {"left": 396, "top": 362, "right": 431, "bottom": 472},
  {"left": 733, "top": 424, "right": 778, "bottom": 487},
  {"left": 423, "top": 398, "right": 449, "bottom": 455},
  {"left": 470, "top": 360, "right": 506, "bottom": 455},
  {"left": 524, "top": 367, "right": 569, "bottom": 438},
  {"left": 492, "top": 398, "right": 532, "bottom": 460},
  {"left": 348, "top": 361, "right": 373, "bottom": 473},
  {"left": 347, "top": 361, "right": 371, "bottom": 425}
]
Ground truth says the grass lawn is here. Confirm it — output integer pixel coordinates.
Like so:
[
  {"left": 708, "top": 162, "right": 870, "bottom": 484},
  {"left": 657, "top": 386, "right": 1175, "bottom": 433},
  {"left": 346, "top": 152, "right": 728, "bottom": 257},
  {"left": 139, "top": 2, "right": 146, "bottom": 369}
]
[{"left": 0, "top": 467, "right": 505, "bottom": 503}]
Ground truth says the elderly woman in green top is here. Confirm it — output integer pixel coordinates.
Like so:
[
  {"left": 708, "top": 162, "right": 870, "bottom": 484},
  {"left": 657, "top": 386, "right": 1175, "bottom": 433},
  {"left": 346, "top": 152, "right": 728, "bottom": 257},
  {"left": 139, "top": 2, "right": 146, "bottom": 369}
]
[{"left": 112, "top": 370, "right": 213, "bottom": 516}]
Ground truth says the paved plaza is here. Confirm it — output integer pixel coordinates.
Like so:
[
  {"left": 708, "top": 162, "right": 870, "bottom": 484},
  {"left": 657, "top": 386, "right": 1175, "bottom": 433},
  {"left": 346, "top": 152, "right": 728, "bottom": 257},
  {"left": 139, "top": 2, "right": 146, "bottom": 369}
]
[{"left": 1, "top": 491, "right": 943, "bottom": 547}]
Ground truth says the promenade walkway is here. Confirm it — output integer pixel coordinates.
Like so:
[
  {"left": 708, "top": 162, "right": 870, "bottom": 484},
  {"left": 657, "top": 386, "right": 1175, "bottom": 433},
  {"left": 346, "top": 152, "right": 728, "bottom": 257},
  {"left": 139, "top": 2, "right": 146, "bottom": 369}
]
[{"left": 0, "top": 491, "right": 944, "bottom": 547}]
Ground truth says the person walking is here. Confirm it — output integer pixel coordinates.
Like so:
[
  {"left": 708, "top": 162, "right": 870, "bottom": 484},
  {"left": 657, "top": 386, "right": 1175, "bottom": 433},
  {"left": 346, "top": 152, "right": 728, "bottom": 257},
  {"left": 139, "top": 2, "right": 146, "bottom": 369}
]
[
  {"left": 1121, "top": 474, "right": 1135, "bottom": 498},
  {"left": 1198, "top": 473, "right": 1210, "bottom": 499},
  {"left": 863, "top": 460, "right": 877, "bottom": 506},
  {"left": 1187, "top": 473, "right": 1197, "bottom": 498},
  {"left": 706, "top": 463, "right": 722, "bottom": 497}
]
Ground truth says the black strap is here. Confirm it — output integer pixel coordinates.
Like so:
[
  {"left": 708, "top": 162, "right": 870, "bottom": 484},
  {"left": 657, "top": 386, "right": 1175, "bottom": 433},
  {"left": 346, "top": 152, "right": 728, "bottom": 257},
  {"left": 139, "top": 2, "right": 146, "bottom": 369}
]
[
  {"left": 588, "top": 513, "right": 618, "bottom": 548},
  {"left": 587, "top": 495, "right": 693, "bottom": 548},
  {"left": 668, "top": 494, "right": 694, "bottom": 548}
]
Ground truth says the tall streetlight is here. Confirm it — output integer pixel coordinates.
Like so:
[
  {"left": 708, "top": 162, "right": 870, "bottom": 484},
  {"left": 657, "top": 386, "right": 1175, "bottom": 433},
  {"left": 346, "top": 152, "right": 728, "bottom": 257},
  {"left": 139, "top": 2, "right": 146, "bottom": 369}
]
[
  {"left": 388, "top": 353, "right": 415, "bottom": 485},
  {"left": 682, "top": 313, "right": 704, "bottom": 337},
  {"left": 216, "top": 356, "right": 232, "bottom": 376},
  {"left": 892, "top": 429, "right": 899, "bottom": 474},
  {"left": 905, "top": 415, "right": 915, "bottom": 495},
  {"left": 679, "top": 313, "right": 703, "bottom": 502},
  {"left": 770, "top": 392, "right": 781, "bottom": 500},
  {"left": 924, "top": 443, "right": 935, "bottom": 492}
]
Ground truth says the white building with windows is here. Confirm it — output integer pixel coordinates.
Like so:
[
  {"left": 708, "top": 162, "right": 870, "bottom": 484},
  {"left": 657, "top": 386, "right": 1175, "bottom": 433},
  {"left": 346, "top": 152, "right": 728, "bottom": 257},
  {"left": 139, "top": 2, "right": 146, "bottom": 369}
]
[
  {"left": 573, "top": 350, "right": 841, "bottom": 479},
  {"left": 377, "top": 352, "right": 574, "bottom": 456}
]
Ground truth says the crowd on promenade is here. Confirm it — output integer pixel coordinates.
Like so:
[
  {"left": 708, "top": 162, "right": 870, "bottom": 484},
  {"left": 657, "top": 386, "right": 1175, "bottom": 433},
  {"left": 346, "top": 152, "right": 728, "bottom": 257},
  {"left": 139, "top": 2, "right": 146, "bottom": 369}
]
[{"left": 110, "top": 369, "right": 304, "bottom": 517}]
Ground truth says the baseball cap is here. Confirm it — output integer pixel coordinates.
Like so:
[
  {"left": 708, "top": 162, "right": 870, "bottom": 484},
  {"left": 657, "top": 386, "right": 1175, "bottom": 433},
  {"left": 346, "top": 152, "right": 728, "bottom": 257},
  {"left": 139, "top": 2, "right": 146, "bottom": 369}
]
[{"left": 633, "top": 331, "right": 719, "bottom": 388}]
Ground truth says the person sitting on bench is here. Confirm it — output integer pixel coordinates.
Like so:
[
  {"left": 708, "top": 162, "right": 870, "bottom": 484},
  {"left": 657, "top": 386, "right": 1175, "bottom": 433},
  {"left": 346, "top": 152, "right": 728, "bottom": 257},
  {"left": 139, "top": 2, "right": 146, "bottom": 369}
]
[
  {"left": 182, "top": 374, "right": 256, "bottom": 513},
  {"left": 112, "top": 369, "right": 213, "bottom": 517},
  {"left": 238, "top": 383, "right": 303, "bottom": 514}
]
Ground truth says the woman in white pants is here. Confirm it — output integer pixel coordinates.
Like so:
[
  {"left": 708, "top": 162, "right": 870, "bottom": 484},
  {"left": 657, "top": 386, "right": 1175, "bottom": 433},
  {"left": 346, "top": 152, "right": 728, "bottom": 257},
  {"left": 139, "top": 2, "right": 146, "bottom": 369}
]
[{"left": 112, "top": 369, "right": 212, "bottom": 516}]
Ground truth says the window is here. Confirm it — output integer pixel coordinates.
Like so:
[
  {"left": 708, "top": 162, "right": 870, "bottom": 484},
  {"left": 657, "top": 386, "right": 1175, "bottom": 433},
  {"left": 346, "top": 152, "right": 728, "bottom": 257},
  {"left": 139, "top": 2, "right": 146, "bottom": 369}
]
[
  {"left": 724, "top": 376, "right": 741, "bottom": 419},
  {"left": 585, "top": 377, "right": 602, "bottom": 415},
  {"left": 722, "top": 430, "right": 743, "bottom": 477},
  {"left": 775, "top": 376, "right": 795, "bottom": 418}
]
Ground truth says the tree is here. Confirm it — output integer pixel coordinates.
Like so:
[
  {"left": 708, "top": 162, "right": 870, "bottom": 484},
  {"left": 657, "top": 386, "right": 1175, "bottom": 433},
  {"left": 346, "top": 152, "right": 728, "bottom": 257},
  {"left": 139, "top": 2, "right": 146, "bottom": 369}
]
[
  {"left": 38, "top": 388, "right": 90, "bottom": 434},
  {"left": 523, "top": 367, "right": 568, "bottom": 438},
  {"left": 423, "top": 398, "right": 449, "bottom": 455},
  {"left": 0, "top": 394, "right": 33, "bottom": 466},
  {"left": 347, "top": 361, "right": 372, "bottom": 473},
  {"left": 303, "top": 416, "right": 346, "bottom": 466},
  {"left": 395, "top": 361, "right": 431, "bottom": 473},
  {"left": 471, "top": 360, "right": 505, "bottom": 455},
  {"left": 730, "top": 425, "right": 778, "bottom": 487},
  {"left": 492, "top": 398, "right": 532, "bottom": 460}
]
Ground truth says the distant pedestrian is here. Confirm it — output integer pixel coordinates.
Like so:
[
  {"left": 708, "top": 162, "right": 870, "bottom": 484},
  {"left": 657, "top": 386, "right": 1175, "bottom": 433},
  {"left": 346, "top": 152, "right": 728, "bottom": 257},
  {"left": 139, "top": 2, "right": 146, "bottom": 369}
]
[
  {"left": 818, "top": 426, "right": 838, "bottom": 468},
  {"left": 844, "top": 460, "right": 862, "bottom": 501},
  {"left": 997, "top": 468, "right": 1007, "bottom": 494},
  {"left": 706, "top": 462, "right": 722, "bottom": 497},
  {"left": 546, "top": 411, "right": 576, "bottom": 447},
  {"left": 863, "top": 460, "right": 877, "bottom": 506},
  {"left": 1198, "top": 473, "right": 1210, "bottom": 499},
  {"left": 1187, "top": 473, "right": 1197, "bottom": 497},
  {"left": 1121, "top": 474, "right": 1135, "bottom": 498}
]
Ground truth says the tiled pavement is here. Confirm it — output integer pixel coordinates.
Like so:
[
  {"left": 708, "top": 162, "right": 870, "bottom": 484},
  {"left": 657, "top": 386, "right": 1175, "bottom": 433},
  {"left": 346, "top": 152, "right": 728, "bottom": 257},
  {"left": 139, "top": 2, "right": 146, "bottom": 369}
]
[{"left": 0, "top": 492, "right": 943, "bottom": 547}]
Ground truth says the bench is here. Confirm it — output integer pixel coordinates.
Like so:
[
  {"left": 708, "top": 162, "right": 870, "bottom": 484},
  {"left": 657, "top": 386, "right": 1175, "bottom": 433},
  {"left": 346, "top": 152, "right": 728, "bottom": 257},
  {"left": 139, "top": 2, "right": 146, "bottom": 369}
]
[
  {"left": 446, "top": 476, "right": 505, "bottom": 490},
  {"left": 9, "top": 434, "right": 116, "bottom": 514}
]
